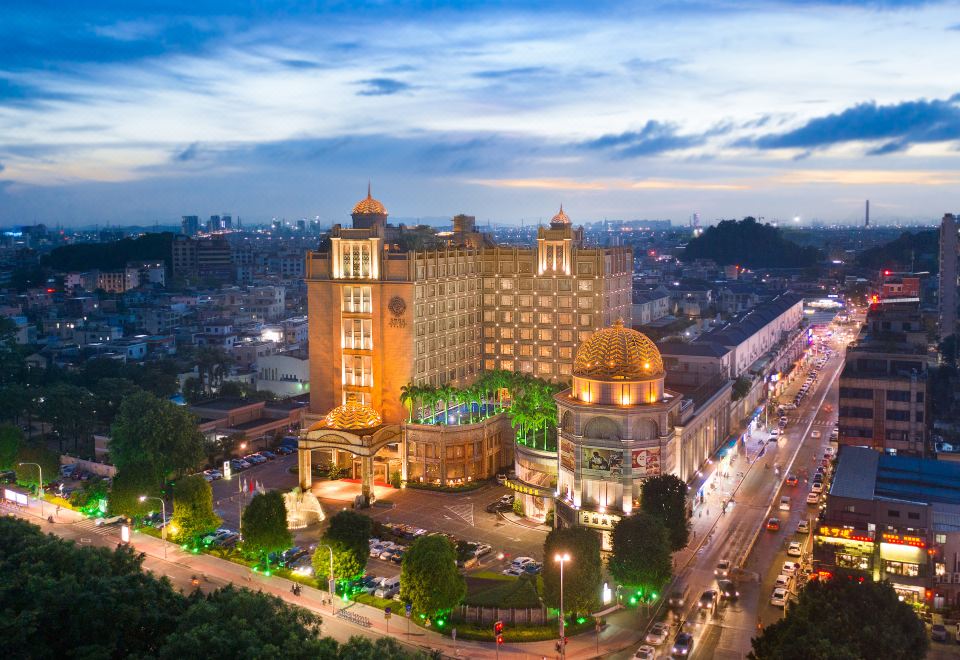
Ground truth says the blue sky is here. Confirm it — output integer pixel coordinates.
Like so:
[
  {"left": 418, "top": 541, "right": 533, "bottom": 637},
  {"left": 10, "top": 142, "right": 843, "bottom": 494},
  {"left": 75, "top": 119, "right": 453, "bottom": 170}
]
[{"left": 1, "top": 1, "right": 959, "bottom": 226}]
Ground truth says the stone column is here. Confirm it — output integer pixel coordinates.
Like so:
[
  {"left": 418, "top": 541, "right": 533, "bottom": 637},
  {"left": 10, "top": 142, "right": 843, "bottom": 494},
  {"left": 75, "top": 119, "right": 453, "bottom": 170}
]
[
  {"left": 298, "top": 446, "right": 312, "bottom": 491},
  {"left": 401, "top": 424, "right": 409, "bottom": 482},
  {"left": 361, "top": 455, "right": 375, "bottom": 504}
]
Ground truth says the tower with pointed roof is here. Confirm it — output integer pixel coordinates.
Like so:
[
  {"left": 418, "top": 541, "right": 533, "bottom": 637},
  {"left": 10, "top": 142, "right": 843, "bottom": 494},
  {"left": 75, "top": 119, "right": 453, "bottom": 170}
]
[
  {"left": 537, "top": 205, "right": 583, "bottom": 275},
  {"left": 351, "top": 182, "right": 388, "bottom": 230}
]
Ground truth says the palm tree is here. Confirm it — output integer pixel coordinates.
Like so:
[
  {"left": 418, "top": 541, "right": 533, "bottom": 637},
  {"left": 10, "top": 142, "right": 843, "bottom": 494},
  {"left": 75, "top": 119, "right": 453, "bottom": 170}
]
[{"left": 399, "top": 382, "right": 415, "bottom": 423}]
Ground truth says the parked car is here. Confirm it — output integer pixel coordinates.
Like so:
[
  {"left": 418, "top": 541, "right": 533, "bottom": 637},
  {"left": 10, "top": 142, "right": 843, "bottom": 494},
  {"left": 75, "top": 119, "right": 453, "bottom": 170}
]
[
  {"left": 931, "top": 624, "right": 949, "bottom": 642},
  {"left": 290, "top": 555, "right": 314, "bottom": 577},
  {"left": 806, "top": 492, "right": 820, "bottom": 505},
  {"left": 770, "top": 587, "right": 788, "bottom": 607},
  {"left": 203, "top": 469, "right": 223, "bottom": 480},
  {"left": 501, "top": 566, "right": 524, "bottom": 577},
  {"left": 245, "top": 454, "right": 267, "bottom": 465},
  {"left": 634, "top": 645, "right": 656, "bottom": 660},
  {"left": 258, "top": 450, "right": 277, "bottom": 460},
  {"left": 781, "top": 561, "right": 799, "bottom": 575},
  {"left": 775, "top": 574, "right": 791, "bottom": 589},
  {"left": 275, "top": 445, "right": 294, "bottom": 455},
  {"left": 645, "top": 622, "right": 669, "bottom": 645},
  {"left": 796, "top": 519, "right": 810, "bottom": 534},
  {"left": 787, "top": 541, "right": 803, "bottom": 557},
  {"left": 811, "top": 482, "right": 824, "bottom": 494}
]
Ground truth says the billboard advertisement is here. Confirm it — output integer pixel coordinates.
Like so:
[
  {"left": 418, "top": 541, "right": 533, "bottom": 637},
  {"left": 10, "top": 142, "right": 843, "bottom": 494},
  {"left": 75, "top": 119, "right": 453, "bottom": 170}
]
[
  {"left": 560, "top": 438, "right": 575, "bottom": 472},
  {"left": 582, "top": 447, "right": 624, "bottom": 476},
  {"left": 631, "top": 447, "right": 661, "bottom": 477}
]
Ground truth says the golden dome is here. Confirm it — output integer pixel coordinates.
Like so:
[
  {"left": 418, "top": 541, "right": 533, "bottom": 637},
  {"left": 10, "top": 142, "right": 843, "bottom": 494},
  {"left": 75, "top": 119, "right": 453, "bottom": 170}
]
[
  {"left": 352, "top": 182, "right": 387, "bottom": 215},
  {"left": 573, "top": 319, "right": 664, "bottom": 380},
  {"left": 323, "top": 401, "right": 383, "bottom": 430},
  {"left": 550, "top": 205, "right": 570, "bottom": 226}
]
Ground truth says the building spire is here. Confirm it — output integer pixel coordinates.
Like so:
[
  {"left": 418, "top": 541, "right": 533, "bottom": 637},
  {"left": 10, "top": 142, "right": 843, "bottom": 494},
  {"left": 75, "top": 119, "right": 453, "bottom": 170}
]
[{"left": 367, "top": 180, "right": 372, "bottom": 199}]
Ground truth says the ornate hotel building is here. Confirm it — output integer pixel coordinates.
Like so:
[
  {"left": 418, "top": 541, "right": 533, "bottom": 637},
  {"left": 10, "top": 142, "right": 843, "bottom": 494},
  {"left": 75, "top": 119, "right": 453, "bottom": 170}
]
[
  {"left": 306, "top": 189, "right": 631, "bottom": 424},
  {"left": 301, "top": 188, "right": 632, "bottom": 492}
]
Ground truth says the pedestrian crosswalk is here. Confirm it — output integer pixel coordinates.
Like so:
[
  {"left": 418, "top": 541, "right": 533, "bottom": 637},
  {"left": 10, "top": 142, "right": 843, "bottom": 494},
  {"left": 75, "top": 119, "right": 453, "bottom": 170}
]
[{"left": 73, "top": 517, "right": 121, "bottom": 537}]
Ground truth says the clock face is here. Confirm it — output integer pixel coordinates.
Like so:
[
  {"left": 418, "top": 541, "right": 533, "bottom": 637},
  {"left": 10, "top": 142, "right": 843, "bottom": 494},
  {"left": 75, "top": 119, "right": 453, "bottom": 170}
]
[{"left": 388, "top": 296, "right": 407, "bottom": 317}]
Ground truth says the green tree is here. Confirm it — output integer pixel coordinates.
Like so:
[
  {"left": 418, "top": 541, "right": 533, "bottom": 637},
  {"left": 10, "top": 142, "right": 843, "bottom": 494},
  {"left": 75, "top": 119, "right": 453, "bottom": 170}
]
[
  {"left": 196, "top": 346, "right": 233, "bottom": 395},
  {"left": 110, "top": 391, "right": 205, "bottom": 481},
  {"left": 541, "top": 527, "right": 602, "bottom": 615},
  {"left": 399, "top": 534, "right": 466, "bottom": 618},
  {"left": 641, "top": 474, "right": 690, "bottom": 551},
  {"left": 110, "top": 461, "right": 162, "bottom": 519},
  {"left": 0, "top": 423, "right": 23, "bottom": 470},
  {"left": 171, "top": 474, "right": 221, "bottom": 542},
  {"left": 41, "top": 383, "right": 96, "bottom": 453},
  {"left": 182, "top": 376, "right": 204, "bottom": 404},
  {"left": 14, "top": 443, "right": 59, "bottom": 487},
  {"left": 608, "top": 512, "right": 672, "bottom": 594},
  {"left": 242, "top": 491, "right": 293, "bottom": 562},
  {"left": 336, "top": 635, "right": 420, "bottom": 659},
  {"left": 157, "top": 585, "right": 332, "bottom": 660},
  {"left": 749, "top": 574, "right": 928, "bottom": 660},
  {"left": 732, "top": 375, "right": 752, "bottom": 401},
  {"left": 0, "top": 517, "right": 185, "bottom": 659},
  {"left": 314, "top": 510, "right": 371, "bottom": 582},
  {"left": 684, "top": 217, "right": 822, "bottom": 268},
  {"left": 92, "top": 377, "right": 142, "bottom": 426}
]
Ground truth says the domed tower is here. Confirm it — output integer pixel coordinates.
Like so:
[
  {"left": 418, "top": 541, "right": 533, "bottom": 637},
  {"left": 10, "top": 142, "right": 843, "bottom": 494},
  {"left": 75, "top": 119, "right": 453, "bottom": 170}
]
[
  {"left": 351, "top": 182, "right": 388, "bottom": 230},
  {"left": 537, "top": 205, "right": 583, "bottom": 274},
  {"left": 554, "top": 320, "right": 682, "bottom": 545}
]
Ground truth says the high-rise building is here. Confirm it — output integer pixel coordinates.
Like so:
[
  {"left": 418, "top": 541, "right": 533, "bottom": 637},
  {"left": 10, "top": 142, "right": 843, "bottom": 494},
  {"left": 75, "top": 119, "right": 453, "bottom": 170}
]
[
  {"left": 181, "top": 215, "right": 200, "bottom": 236},
  {"left": 305, "top": 190, "right": 633, "bottom": 426},
  {"left": 939, "top": 213, "right": 957, "bottom": 341}
]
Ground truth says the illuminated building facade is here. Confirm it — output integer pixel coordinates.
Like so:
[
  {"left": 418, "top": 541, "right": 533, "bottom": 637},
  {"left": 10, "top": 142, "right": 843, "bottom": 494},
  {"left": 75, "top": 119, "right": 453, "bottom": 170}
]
[
  {"left": 814, "top": 446, "right": 960, "bottom": 608},
  {"left": 301, "top": 189, "right": 631, "bottom": 493},
  {"left": 548, "top": 321, "right": 731, "bottom": 546}
]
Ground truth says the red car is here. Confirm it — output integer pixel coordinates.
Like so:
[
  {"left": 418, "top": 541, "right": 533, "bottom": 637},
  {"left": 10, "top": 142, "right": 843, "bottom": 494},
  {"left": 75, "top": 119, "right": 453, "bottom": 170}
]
[
  {"left": 767, "top": 518, "right": 781, "bottom": 531},
  {"left": 785, "top": 475, "right": 799, "bottom": 487}
]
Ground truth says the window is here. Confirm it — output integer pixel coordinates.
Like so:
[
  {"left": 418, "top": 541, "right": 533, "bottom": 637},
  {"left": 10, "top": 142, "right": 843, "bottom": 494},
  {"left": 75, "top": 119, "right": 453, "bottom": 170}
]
[
  {"left": 836, "top": 553, "right": 870, "bottom": 571},
  {"left": 886, "top": 390, "right": 910, "bottom": 402},
  {"left": 578, "top": 280, "right": 593, "bottom": 292},
  {"left": 840, "top": 387, "right": 873, "bottom": 399},
  {"left": 500, "top": 278, "right": 514, "bottom": 290},
  {"left": 559, "top": 313, "right": 573, "bottom": 326},
  {"left": 916, "top": 392, "right": 924, "bottom": 403},
  {"left": 341, "top": 286, "right": 372, "bottom": 313},
  {"left": 502, "top": 344, "right": 514, "bottom": 355},
  {"left": 501, "top": 294, "right": 514, "bottom": 306},
  {"left": 520, "top": 312, "right": 533, "bottom": 324},
  {"left": 579, "top": 314, "right": 593, "bottom": 326},
  {"left": 538, "top": 362, "right": 553, "bottom": 375},
  {"left": 559, "top": 329, "right": 573, "bottom": 342},
  {"left": 519, "top": 295, "right": 532, "bottom": 307},
  {"left": 840, "top": 406, "right": 872, "bottom": 419},
  {"left": 888, "top": 509, "right": 900, "bottom": 518},
  {"left": 907, "top": 512, "right": 920, "bottom": 520},
  {"left": 843, "top": 505, "right": 856, "bottom": 513},
  {"left": 884, "top": 561, "right": 919, "bottom": 577},
  {"left": 559, "top": 346, "right": 573, "bottom": 359},
  {"left": 937, "top": 534, "right": 947, "bottom": 544},
  {"left": 539, "top": 345, "right": 553, "bottom": 358},
  {"left": 578, "top": 297, "right": 593, "bottom": 309},
  {"left": 519, "top": 328, "right": 532, "bottom": 340},
  {"left": 886, "top": 410, "right": 910, "bottom": 422},
  {"left": 539, "top": 312, "right": 553, "bottom": 324},
  {"left": 539, "top": 329, "right": 553, "bottom": 341},
  {"left": 500, "top": 327, "right": 513, "bottom": 339},
  {"left": 915, "top": 411, "right": 924, "bottom": 423},
  {"left": 519, "top": 344, "right": 532, "bottom": 356}
]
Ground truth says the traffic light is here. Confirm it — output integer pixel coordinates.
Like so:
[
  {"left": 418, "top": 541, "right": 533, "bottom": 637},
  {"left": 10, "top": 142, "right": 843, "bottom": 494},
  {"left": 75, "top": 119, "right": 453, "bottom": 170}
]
[{"left": 494, "top": 620, "right": 504, "bottom": 644}]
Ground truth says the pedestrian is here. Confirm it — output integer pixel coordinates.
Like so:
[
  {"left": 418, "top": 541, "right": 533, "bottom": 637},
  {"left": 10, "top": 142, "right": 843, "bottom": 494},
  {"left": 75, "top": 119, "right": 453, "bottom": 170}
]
[
  {"left": 55, "top": 505, "right": 61, "bottom": 517},
  {"left": 698, "top": 510, "right": 701, "bottom": 519}
]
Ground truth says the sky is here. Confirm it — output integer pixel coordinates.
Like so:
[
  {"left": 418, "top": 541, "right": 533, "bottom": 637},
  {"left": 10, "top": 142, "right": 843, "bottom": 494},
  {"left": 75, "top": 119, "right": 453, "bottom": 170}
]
[{"left": 2, "top": 0, "right": 960, "bottom": 227}]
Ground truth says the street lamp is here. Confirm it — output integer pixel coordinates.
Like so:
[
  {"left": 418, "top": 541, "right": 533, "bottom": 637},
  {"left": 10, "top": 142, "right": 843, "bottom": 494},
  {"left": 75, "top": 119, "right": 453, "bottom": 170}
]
[
  {"left": 317, "top": 543, "right": 335, "bottom": 606},
  {"left": 555, "top": 552, "right": 571, "bottom": 659},
  {"left": 139, "top": 495, "right": 167, "bottom": 559},
  {"left": 18, "top": 462, "right": 43, "bottom": 516}
]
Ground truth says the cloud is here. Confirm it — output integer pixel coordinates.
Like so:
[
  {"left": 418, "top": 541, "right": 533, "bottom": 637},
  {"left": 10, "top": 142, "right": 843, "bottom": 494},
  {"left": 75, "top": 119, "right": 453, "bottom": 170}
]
[
  {"left": 278, "top": 58, "right": 323, "bottom": 70},
  {"left": 174, "top": 142, "right": 202, "bottom": 162},
  {"left": 622, "top": 57, "right": 680, "bottom": 73},
  {"left": 744, "top": 94, "right": 960, "bottom": 153},
  {"left": 948, "top": 23, "right": 960, "bottom": 30},
  {"left": 356, "top": 78, "right": 412, "bottom": 96},
  {"left": 473, "top": 67, "right": 549, "bottom": 80},
  {"left": 774, "top": 169, "right": 960, "bottom": 186},
  {"left": 468, "top": 177, "right": 748, "bottom": 191},
  {"left": 581, "top": 120, "right": 722, "bottom": 157}
]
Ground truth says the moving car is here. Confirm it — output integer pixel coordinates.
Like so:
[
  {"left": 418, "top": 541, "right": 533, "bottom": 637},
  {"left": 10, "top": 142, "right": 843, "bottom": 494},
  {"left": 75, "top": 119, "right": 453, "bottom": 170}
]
[
  {"left": 770, "top": 587, "right": 788, "bottom": 607},
  {"left": 716, "top": 579, "right": 739, "bottom": 600},
  {"left": 796, "top": 519, "right": 810, "bottom": 534},
  {"left": 671, "top": 632, "right": 694, "bottom": 657},
  {"left": 95, "top": 515, "right": 125, "bottom": 527},
  {"left": 697, "top": 589, "right": 717, "bottom": 614},
  {"left": 668, "top": 584, "right": 690, "bottom": 609},
  {"left": 767, "top": 517, "right": 781, "bottom": 531},
  {"left": 811, "top": 430, "right": 822, "bottom": 439},
  {"left": 785, "top": 474, "right": 799, "bottom": 487},
  {"left": 714, "top": 559, "right": 731, "bottom": 578},
  {"left": 787, "top": 541, "right": 803, "bottom": 557},
  {"left": 645, "top": 622, "right": 669, "bottom": 645},
  {"left": 779, "top": 496, "right": 791, "bottom": 511},
  {"left": 806, "top": 492, "right": 820, "bottom": 505},
  {"left": 769, "top": 428, "right": 779, "bottom": 438}
]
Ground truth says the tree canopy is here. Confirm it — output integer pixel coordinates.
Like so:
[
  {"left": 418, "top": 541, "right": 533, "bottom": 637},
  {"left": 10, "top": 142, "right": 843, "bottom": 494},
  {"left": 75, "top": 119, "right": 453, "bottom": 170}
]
[
  {"left": 242, "top": 491, "right": 293, "bottom": 561},
  {"left": 683, "top": 217, "right": 821, "bottom": 268},
  {"left": 0, "top": 517, "right": 428, "bottom": 659},
  {"left": 171, "top": 474, "right": 221, "bottom": 542},
  {"left": 399, "top": 534, "right": 466, "bottom": 618},
  {"left": 541, "top": 527, "right": 602, "bottom": 615},
  {"left": 43, "top": 231, "right": 174, "bottom": 274},
  {"left": 13, "top": 443, "right": 59, "bottom": 487},
  {"left": 641, "top": 474, "right": 691, "bottom": 551},
  {"left": 608, "top": 512, "right": 672, "bottom": 594},
  {"left": 0, "top": 423, "right": 23, "bottom": 470},
  {"left": 855, "top": 229, "right": 938, "bottom": 273},
  {"left": 314, "top": 510, "right": 372, "bottom": 583},
  {"left": 109, "top": 461, "right": 162, "bottom": 519},
  {"left": 110, "top": 391, "right": 204, "bottom": 481},
  {"left": 749, "top": 574, "right": 928, "bottom": 660}
]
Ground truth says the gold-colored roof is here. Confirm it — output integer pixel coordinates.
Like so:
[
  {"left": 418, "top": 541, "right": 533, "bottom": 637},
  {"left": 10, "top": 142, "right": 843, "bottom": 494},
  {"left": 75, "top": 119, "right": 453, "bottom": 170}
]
[
  {"left": 323, "top": 401, "right": 383, "bottom": 430},
  {"left": 573, "top": 319, "right": 665, "bottom": 380},
  {"left": 352, "top": 182, "right": 387, "bottom": 215},
  {"left": 550, "top": 205, "right": 570, "bottom": 226}
]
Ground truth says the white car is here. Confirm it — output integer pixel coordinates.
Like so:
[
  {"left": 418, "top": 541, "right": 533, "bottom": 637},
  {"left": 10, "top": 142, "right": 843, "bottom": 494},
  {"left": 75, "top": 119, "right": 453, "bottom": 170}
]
[
  {"left": 787, "top": 541, "right": 803, "bottom": 557},
  {"left": 501, "top": 566, "right": 524, "bottom": 577},
  {"left": 511, "top": 556, "right": 536, "bottom": 567},
  {"left": 714, "top": 559, "right": 731, "bottom": 578},
  {"left": 811, "top": 430, "right": 821, "bottom": 439},
  {"left": 806, "top": 492, "right": 820, "bottom": 505},
  {"left": 824, "top": 446, "right": 836, "bottom": 457},
  {"left": 770, "top": 587, "right": 788, "bottom": 607},
  {"left": 782, "top": 561, "right": 799, "bottom": 575},
  {"left": 645, "top": 622, "right": 669, "bottom": 645},
  {"left": 797, "top": 519, "right": 810, "bottom": 534},
  {"left": 775, "top": 574, "right": 791, "bottom": 589},
  {"left": 634, "top": 645, "right": 656, "bottom": 660},
  {"left": 769, "top": 428, "right": 779, "bottom": 437},
  {"left": 811, "top": 482, "right": 823, "bottom": 494}
]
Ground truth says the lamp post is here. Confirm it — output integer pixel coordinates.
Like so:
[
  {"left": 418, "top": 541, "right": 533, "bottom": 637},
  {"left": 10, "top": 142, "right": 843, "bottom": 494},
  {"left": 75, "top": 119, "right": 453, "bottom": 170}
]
[
  {"left": 555, "top": 552, "right": 570, "bottom": 660},
  {"left": 317, "top": 543, "right": 335, "bottom": 608},
  {"left": 18, "top": 462, "right": 43, "bottom": 516},
  {"left": 139, "top": 495, "right": 167, "bottom": 559}
]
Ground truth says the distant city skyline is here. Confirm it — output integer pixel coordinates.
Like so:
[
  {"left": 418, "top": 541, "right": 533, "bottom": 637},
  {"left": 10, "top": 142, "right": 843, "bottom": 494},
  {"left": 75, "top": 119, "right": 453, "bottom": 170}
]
[{"left": 2, "top": 1, "right": 960, "bottom": 226}]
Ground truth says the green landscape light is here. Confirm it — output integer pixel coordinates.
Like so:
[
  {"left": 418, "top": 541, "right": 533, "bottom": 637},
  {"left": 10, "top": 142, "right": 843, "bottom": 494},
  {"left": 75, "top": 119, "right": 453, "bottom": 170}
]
[
  {"left": 629, "top": 596, "right": 637, "bottom": 605},
  {"left": 576, "top": 616, "right": 587, "bottom": 624}
]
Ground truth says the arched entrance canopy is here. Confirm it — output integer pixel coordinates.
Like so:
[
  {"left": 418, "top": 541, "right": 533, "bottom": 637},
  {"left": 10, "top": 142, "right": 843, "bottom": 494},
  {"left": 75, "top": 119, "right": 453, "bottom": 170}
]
[{"left": 298, "top": 422, "right": 402, "bottom": 502}]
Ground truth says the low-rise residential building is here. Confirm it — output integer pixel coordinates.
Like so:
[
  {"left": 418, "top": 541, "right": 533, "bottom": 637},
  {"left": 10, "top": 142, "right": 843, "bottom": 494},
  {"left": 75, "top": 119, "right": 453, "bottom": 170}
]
[
  {"left": 256, "top": 350, "right": 310, "bottom": 397},
  {"left": 631, "top": 287, "right": 671, "bottom": 326}
]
